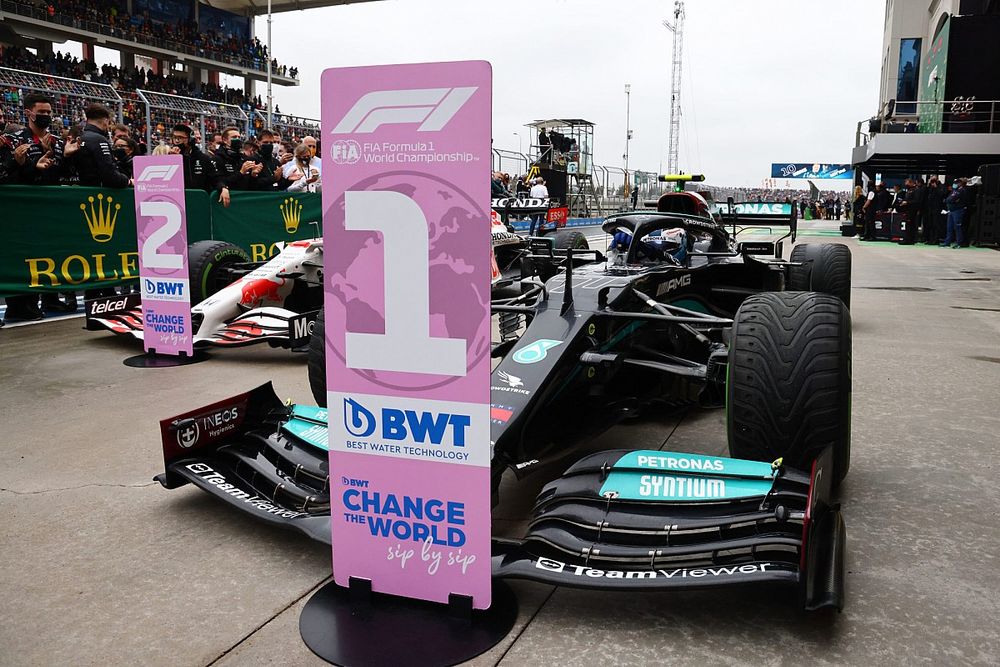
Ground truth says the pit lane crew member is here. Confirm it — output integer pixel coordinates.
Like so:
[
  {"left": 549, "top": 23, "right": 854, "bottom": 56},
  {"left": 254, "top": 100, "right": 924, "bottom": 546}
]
[
  {"left": 2, "top": 93, "right": 67, "bottom": 186},
  {"left": 169, "top": 123, "right": 217, "bottom": 192},
  {"left": 76, "top": 104, "right": 132, "bottom": 188},
  {"left": 212, "top": 125, "right": 254, "bottom": 208}
]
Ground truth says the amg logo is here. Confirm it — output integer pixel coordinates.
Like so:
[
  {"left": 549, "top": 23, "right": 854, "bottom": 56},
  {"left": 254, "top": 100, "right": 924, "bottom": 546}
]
[
  {"left": 656, "top": 274, "right": 692, "bottom": 296},
  {"left": 331, "top": 87, "right": 478, "bottom": 134}
]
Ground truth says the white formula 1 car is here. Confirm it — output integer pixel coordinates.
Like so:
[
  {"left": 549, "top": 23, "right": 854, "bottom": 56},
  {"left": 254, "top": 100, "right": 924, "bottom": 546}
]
[{"left": 85, "top": 239, "right": 323, "bottom": 349}]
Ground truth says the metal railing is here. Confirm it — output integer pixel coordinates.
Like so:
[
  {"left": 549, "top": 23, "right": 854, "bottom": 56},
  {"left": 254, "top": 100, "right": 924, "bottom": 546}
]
[
  {"left": 136, "top": 89, "right": 248, "bottom": 148},
  {"left": 0, "top": 66, "right": 123, "bottom": 125},
  {"left": 0, "top": 0, "right": 297, "bottom": 77},
  {"left": 856, "top": 98, "right": 1000, "bottom": 146},
  {"left": 252, "top": 109, "right": 320, "bottom": 140}
]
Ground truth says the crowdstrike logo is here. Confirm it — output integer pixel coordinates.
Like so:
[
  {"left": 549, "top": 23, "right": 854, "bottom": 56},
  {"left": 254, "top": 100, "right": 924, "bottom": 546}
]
[
  {"left": 136, "top": 164, "right": 179, "bottom": 182},
  {"left": 331, "top": 87, "right": 478, "bottom": 134},
  {"left": 497, "top": 371, "right": 523, "bottom": 388}
]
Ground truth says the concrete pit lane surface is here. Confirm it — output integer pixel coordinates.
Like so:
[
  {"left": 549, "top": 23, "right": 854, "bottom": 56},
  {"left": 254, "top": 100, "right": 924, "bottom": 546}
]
[{"left": 2, "top": 226, "right": 999, "bottom": 666}]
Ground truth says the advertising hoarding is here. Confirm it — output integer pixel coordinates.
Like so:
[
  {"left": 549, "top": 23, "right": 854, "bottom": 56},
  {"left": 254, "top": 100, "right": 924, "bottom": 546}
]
[
  {"left": 322, "top": 61, "right": 493, "bottom": 608},
  {"left": 771, "top": 163, "right": 853, "bottom": 180},
  {"left": 133, "top": 155, "right": 193, "bottom": 356}
]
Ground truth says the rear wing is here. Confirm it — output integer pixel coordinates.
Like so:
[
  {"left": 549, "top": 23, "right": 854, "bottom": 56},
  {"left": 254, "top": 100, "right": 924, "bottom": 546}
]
[{"left": 716, "top": 201, "right": 798, "bottom": 256}]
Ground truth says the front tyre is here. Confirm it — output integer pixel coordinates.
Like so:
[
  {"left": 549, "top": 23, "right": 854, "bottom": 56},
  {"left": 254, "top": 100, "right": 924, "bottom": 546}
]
[
  {"left": 727, "top": 292, "right": 851, "bottom": 485},
  {"left": 788, "top": 243, "right": 852, "bottom": 308},
  {"left": 187, "top": 241, "right": 250, "bottom": 304},
  {"left": 550, "top": 230, "right": 590, "bottom": 251}
]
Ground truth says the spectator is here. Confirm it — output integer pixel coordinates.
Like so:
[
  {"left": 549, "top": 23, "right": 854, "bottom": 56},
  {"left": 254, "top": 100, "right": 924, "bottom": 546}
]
[
  {"left": 851, "top": 185, "right": 865, "bottom": 235},
  {"left": 76, "top": 103, "right": 131, "bottom": 188},
  {"left": 284, "top": 143, "right": 320, "bottom": 193},
  {"left": 151, "top": 143, "right": 172, "bottom": 156},
  {"left": 923, "top": 177, "right": 944, "bottom": 245},
  {"left": 301, "top": 135, "right": 319, "bottom": 158},
  {"left": 528, "top": 177, "right": 548, "bottom": 232},
  {"left": 491, "top": 171, "right": 508, "bottom": 197},
  {"left": 112, "top": 136, "right": 138, "bottom": 179},
  {"left": 941, "top": 179, "right": 970, "bottom": 248}
]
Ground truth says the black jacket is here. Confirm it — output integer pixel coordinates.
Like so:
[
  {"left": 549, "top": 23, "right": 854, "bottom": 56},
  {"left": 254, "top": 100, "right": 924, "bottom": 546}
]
[
  {"left": 924, "top": 185, "right": 945, "bottom": 214},
  {"left": 1, "top": 128, "right": 65, "bottom": 185},
  {"left": 76, "top": 123, "right": 130, "bottom": 188},
  {"left": 211, "top": 147, "right": 250, "bottom": 191},
  {"left": 180, "top": 145, "right": 218, "bottom": 192}
]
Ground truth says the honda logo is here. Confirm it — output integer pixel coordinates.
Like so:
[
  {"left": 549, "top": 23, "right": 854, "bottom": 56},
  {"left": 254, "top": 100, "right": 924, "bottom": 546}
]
[
  {"left": 331, "top": 87, "right": 478, "bottom": 134},
  {"left": 136, "top": 165, "right": 179, "bottom": 182}
]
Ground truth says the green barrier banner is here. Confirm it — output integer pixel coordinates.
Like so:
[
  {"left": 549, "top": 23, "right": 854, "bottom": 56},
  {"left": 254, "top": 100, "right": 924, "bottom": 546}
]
[
  {"left": 209, "top": 191, "right": 323, "bottom": 262},
  {"left": 0, "top": 186, "right": 211, "bottom": 296}
]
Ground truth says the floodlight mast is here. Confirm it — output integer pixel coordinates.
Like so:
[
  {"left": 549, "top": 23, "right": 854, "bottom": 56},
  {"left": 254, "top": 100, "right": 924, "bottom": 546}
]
[{"left": 662, "top": 0, "right": 685, "bottom": 176}]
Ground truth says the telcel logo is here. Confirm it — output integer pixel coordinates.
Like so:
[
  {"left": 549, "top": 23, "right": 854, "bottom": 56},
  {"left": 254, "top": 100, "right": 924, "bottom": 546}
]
[{"left": 343, "top": 398, "right": 470, "bottom": 447}]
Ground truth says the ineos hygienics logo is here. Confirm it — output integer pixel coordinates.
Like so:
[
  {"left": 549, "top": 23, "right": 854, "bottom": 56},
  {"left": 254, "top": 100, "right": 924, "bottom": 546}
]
[
  {"left": 137, "top": 164, "right": 179, "bottom": 182},
  {"left": 331, "top": 87, "right": 478, "bottom": 134},
  {"left": 176, "top": 421, "right": 200, "bottom": 448}
]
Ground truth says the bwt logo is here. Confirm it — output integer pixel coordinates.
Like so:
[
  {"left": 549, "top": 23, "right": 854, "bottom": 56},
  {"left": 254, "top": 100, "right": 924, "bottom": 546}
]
[
  {"left": 330, "top": 139, "right": 361, "bottom": 164},
  {"left": 137, "top": 164, "right": 179, "bottom": 182},
  {"left": 343, "top": 398, "right": 470, "bottom": 447},
  {"left": 144, "top": 278, "right": 184, "bottom": 297},
  {"left": 331, "top": 87, "right": 478, "bottom": 134}
]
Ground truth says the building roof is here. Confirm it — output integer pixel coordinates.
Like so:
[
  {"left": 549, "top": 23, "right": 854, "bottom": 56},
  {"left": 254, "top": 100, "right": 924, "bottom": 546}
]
[{"left": 201, "top": 0, "right": 383, "bottom": 17}]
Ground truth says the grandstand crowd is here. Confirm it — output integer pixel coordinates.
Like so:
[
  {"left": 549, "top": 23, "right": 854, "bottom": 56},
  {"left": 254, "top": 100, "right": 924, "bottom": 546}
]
[{"left": 3, "top": 0, "right": 297, "bottom": 76}]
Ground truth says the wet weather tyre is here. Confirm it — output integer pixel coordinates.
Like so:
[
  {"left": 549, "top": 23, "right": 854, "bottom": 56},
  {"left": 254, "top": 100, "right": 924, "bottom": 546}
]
[
  {"left": 727, "top": 292, "right": 851, "bottom": 485},
  {"left": 308, "top": 308, "right": 326, "bottom": 407},
  {"left": 550, "top": 230, "right": 589, "bottom": 251},
  {"left": 788, "top": 243, "right": 852, "bottom": 308},
  {"left": 187, "top": 241, "right": 250, "bottom": 303}
]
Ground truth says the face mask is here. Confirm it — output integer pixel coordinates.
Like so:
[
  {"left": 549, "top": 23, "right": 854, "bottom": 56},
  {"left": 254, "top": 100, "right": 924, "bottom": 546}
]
[
  {"left": 113, "top": 147, "right": 129, "bottom": 160},
  {"left": 259, "top": 143, "right": 273, "bottom": 158},
  {"left": 953, "top": 184, "right": 959, "bottom": 190},
  {"left": 229, "top": 138, "right": 243, "bottom": 154},
  {"left": 33, "top": 113, "right": 52, "bottom": 130}
]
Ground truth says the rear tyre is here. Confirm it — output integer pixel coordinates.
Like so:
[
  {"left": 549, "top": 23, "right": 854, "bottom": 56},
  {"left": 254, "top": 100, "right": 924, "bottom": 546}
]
[
  {"left": 550, "top": 230, "right": 589, "bottom": 251},
  {"left": 727, "top": 292, "right": 851, "bottom": 485},
  {"left": 788, "top": 243, "right": 852, "bottom": 308},
  {"left": 187, "top": 241, "right": 250, "bottom": 303},
  {"left": 308, "top": 308, "right": 327, "bottom": 407}
]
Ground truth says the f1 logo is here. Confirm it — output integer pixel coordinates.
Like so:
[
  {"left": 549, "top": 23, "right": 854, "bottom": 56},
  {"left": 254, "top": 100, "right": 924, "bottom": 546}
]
[
  {"left": 136, "top": 165, "right": 179, "bottom": 182},
  {"left": 331, "top": 87, "right": 478, "bottom": 134}
]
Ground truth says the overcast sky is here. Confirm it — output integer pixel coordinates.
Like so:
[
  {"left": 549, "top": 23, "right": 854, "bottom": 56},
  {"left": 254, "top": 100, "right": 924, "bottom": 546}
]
[{"left": 253, "top": 0, "right": 886, "bottom": 188}]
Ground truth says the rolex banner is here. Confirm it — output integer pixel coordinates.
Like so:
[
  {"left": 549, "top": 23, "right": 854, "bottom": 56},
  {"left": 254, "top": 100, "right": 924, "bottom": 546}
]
[
  {"left": 0, "top": 186, "right": 211, "bottom": 296},
  {"left": 322, "top": 61, "right": 493, "bottom": 608},
  {"left": 208, "top": 192, "right": 322, "bottom": 262},
  {"left": 0, "top": 188, "right": 322, "bottom": 296}
]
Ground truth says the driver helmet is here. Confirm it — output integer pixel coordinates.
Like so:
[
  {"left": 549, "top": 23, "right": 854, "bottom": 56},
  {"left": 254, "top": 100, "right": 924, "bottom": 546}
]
[{"left": 642, "top": 227, "right": 688, "bottom": 263}]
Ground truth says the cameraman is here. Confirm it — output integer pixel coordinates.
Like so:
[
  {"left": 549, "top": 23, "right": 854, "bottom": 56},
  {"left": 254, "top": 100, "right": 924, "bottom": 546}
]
[
  {"left": 169, "top": 124, "right": 217, "bottom": 192},
  {"left": 76, "top": 104, "right": 131, "bottom": 188}
]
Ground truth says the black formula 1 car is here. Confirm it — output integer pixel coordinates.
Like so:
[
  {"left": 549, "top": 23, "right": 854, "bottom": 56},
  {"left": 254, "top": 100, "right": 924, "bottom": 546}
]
[{"left": 155, "top": 188, "right": 852, "bottom": 610}]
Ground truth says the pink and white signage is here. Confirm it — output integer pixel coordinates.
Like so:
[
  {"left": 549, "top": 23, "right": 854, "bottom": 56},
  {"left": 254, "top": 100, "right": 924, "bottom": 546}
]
[
  {"left": 321, "top": 61, "right": 493, "bottom": 608},
  {"left": 133, "top": 154, "right": 193, "bottom": 357}
]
